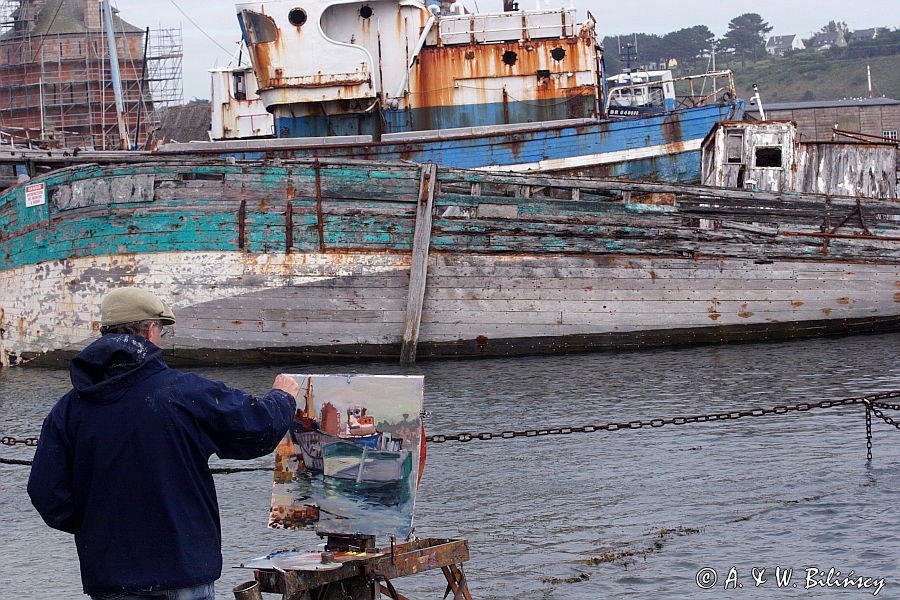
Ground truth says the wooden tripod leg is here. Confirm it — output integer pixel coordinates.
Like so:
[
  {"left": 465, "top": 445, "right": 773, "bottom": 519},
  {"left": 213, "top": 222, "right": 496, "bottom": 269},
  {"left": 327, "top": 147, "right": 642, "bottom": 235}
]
[
  {"left": 379, "top": 579, "right": 411, "bottom": 600},
  {"left": 441, "top": 564, "right": 472, "bottom": 600}
]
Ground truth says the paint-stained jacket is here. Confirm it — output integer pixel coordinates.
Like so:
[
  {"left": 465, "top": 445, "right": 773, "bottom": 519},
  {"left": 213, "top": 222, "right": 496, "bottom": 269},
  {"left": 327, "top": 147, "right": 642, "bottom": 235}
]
[{"left": 27, "top": 334, "right": 295, "bottom": 595}]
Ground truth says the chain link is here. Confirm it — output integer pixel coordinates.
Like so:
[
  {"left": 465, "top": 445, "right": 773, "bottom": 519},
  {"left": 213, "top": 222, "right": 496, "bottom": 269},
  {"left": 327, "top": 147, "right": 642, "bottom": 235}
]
[
  {"left": 871, "top": 405, "right": 900, "bottom": 432},
  {"left": 1, "top": 436, "right": 39, "bottom": 447},
  {"left": 872, "top": 401, "right": 900, "bottom": 411},
  {"left": 865, "top": 401, "right": 873, "bottom": 461},
  {"left": 426, "top": 390, "right": 900, "bottom": 444}
]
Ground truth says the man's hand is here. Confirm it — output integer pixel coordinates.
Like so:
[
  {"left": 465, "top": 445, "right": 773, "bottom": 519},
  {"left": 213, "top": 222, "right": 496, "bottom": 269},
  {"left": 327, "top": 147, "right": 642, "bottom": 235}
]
[{"left": 273, "top": 374, "right": 300, "bottom": 399}]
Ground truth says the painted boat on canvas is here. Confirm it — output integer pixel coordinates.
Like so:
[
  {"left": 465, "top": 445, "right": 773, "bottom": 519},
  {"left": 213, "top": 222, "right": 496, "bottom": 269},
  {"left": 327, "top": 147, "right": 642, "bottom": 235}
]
[
  {"left": 293, "top": 429, "right": 381, "bottom": 471},
  {"left": 1, "top": 158, "right": 898, "bottom": 367},
  {"left": 322, "top": 441, "right": 413, "bottom": 484}
]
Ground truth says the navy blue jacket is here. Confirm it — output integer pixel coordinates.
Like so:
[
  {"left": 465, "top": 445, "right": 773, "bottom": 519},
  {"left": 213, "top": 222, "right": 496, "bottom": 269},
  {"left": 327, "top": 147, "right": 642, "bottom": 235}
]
[{"left": 27, "top": 334, "right": 295, "bottom": 595}]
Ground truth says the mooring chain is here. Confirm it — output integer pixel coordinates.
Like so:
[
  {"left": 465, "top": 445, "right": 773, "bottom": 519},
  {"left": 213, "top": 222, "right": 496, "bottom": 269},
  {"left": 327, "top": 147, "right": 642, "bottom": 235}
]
[
  {"left": 871, "top": 404, "right": 900, "bottom": 431},
  {"left": 4, "top": 391, "right": 900, "bottom": 450},
  {"left": 1, "top": 436, "right": 39, "bottom": 447},
  {"left": 425, "top": 390, "right": 900, "bottom": 444}
]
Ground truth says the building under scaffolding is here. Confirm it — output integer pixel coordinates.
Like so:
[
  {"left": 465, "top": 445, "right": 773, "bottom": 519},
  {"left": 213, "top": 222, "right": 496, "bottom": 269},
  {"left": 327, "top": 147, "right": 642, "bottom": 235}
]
[{"left": 0, "top": 0, "right": 182, "bottom": 149}]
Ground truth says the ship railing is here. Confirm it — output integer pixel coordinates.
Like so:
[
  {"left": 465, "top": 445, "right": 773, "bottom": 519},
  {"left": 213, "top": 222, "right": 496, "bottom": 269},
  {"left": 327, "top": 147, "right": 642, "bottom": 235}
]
[{"left": 603, "top": 70, "right": 736, "bottom": 113}]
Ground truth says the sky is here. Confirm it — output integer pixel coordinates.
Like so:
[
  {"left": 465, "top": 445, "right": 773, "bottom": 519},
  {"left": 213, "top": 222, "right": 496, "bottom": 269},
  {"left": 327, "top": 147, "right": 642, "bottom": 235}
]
[{"left": 110, "top": 0, "right": 900, "bottom": 101}]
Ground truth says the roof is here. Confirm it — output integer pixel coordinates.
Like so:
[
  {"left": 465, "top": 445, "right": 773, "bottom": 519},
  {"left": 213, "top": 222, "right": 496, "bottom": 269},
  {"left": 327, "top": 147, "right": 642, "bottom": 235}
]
[
  {"left": 750, "top": 98, "right": 900, "bottom": 110},
  {"left": 0, "top": 0, "right": 142, "bottom": 40},
  {"left": 153, "top": 102, "right": 212, "bottom": 145},
  {"left": 749, "top": 97, "right": 900, "bottom": 112},
  {"left": 811, "top": 31, "right": 843, "bottom": 46},
  {"left": 766, "top": 35, "right": 795, "bottom": 47},
  {"left": 850, "top": 28, "right": 879, "bottom": 41}
]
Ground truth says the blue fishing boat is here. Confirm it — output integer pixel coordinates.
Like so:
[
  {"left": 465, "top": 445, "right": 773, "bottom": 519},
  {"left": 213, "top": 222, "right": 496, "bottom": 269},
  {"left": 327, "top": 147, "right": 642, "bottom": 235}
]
[{"left": 165, "top": 0, "right": 744, "bottom": 183}]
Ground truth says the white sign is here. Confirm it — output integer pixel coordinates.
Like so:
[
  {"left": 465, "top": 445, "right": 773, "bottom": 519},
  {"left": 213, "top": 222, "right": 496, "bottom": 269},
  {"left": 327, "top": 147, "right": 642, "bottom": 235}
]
[{"left": 24, "top": 182, "right": 46, "bottom": 207}]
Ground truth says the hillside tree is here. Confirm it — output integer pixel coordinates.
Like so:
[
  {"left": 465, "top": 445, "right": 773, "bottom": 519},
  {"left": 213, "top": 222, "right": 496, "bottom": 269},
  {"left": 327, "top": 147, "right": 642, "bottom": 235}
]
[
  {"left": 663, "top": 25, "right": 716, "bottom": 71},
  {"left": 721, "top": 13, "right": 772, "bottom": 65}
]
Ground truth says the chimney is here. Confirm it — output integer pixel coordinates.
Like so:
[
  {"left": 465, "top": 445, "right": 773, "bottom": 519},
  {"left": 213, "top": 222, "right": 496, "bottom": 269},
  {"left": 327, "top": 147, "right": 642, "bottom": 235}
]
[{"left": 84, "top": 0, "right": 101, "bottom": 30}]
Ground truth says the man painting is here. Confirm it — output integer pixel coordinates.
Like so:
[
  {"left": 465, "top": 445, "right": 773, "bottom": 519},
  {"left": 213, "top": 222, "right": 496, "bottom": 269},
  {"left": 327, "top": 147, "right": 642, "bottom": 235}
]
[{"left": 28, "top": 287, "right": 299, "bottom": 600}]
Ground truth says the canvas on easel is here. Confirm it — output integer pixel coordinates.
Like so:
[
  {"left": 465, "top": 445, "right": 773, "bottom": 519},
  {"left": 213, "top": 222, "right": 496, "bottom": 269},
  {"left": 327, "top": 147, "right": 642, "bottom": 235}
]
[{"left": 269, "top": 374, "right": 424, "bottom": 539}]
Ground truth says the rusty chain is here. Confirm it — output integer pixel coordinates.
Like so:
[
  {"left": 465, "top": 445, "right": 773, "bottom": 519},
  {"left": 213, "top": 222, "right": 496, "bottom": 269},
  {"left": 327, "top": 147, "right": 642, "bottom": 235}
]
[
  {"left": 425, "top": 390, "right": 900, "bottom": 444},
  {"left": 4, "top": 391, "right": 900, "bottom": 458},
  {"left": 865, "top": 402, "right": 873, "bottom": 461},
  {"left": 1, "top": 436, "right": 39, "bottom": 447},
  {"left": 871, "top": 404, "right": 900, "bottom": 431}
]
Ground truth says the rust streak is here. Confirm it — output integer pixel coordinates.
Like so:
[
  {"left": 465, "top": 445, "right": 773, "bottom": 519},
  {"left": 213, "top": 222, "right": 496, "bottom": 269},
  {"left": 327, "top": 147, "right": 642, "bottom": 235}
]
[
  {"left": 315, "top": 159, "right": 325, "bottom": 250},
  {"left": 238, "top": 199, "right": 247, "bottom": 249},
  {"left": 821, "top": 307, "right": 833, "bottom": 316},
  {"left": 836, "top": 297, "right": 850, "bottom": 305},
  {"left": 791, "top": 301, "right": 805, "bottom": 308},
  {"left": 285, "top": 200, "right": 294, "bottom": 253}
]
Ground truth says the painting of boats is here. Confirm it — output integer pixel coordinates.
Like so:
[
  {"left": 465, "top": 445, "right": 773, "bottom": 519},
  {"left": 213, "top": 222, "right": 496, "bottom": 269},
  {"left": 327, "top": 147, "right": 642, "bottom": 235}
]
[{"left": 270, "top": 374, "right": 424, "bottom": 538}]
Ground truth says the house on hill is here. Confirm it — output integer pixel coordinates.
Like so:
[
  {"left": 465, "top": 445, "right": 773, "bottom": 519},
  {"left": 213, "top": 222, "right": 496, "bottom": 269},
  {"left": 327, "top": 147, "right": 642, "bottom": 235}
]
[
  {"left": 765, "top": 35, "right": 804, "bottom": 56},
  {"left": 849, "top": 28, "right": 880, "bottom": 43},
  {"left": 809, "top": 31, "right": 848, "bottom": 51}
]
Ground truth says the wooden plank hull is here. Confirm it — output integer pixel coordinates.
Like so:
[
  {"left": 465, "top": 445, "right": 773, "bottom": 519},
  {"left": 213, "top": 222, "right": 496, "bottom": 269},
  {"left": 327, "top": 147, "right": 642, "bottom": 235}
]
[{"left": 1, "top": 160, "right": 899, "bottom": 366}]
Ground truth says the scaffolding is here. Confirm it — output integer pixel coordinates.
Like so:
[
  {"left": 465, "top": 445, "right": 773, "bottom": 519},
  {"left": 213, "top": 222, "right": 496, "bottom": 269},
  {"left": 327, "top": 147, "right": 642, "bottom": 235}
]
[{"left": 0, "top": 0, "right": 182, "bottom": 149}]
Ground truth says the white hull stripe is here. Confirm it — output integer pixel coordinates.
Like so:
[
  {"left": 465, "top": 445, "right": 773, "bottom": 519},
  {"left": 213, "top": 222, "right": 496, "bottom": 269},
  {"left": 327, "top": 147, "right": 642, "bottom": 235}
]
[{"left": 476, "top": 138, "right": 704, "bottom": 172}]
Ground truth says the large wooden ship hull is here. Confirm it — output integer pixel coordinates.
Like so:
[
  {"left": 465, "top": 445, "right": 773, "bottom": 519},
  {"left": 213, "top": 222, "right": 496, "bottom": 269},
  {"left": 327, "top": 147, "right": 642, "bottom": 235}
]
[{"left": 1, "top": 159, "right": 898, "bottom": 366}]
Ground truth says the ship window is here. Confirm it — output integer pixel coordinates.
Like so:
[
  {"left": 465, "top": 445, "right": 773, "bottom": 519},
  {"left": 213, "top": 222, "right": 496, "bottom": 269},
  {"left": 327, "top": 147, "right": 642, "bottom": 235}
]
[
  {"left": 551, "top": 47, "right": 566, "bottom": 61},
  {"left": 884, "top": 130, "right": 898, "bottom": 141},
  {"left": 502, "top": 50, "right": 518, "bottom": 66},
  {"left": 725, "top": 132, "right": 743, "bottom": 164},
  {"left": 359, "top": 5, "right": 373, "bottom": 18},
  {"left": 233, "top": 72, "right": 247, "bottom": 100},
  {"left": 755, "top": 146, "right": 782, "bottom": 168},
  {"left": 288, "top": 8, "right": 308, "bottom": 27},
  {"left": 241, "top": 10, "right": 278, "bottom": 44}
]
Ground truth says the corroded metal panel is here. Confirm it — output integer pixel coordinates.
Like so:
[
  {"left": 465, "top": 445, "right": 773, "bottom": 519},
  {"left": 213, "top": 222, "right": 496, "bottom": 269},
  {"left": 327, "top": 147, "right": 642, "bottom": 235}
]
[
  {"left": 236, "top": 1, "right": 381, "bottom": 103},
  {"left": 210, "top": 67, "right": 274, "bottom": 140},
  {"left": 411, "top": 35, "right": 598, "bottom": 117}
]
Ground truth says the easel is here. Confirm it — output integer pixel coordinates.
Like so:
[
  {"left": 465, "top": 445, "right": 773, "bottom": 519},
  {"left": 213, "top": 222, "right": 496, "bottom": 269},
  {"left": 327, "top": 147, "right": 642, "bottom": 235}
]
[{"left": 236, "top": 534, "right": 471, "bottom": 600}]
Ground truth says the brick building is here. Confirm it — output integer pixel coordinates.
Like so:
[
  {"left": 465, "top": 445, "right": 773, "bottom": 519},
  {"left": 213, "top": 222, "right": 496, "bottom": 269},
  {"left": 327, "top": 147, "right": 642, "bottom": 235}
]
[{"left": 0, "top": 0, "right": 182, "bottom": 149}]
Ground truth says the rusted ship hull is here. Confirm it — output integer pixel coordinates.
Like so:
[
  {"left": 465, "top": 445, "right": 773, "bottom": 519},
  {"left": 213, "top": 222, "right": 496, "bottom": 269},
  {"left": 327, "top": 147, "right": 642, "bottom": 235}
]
[{"left": 1, "top": 160, "right": 899, "bottom": 366}]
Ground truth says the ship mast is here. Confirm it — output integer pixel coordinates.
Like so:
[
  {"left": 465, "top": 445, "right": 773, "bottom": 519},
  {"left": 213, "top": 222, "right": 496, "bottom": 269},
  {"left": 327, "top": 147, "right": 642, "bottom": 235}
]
[{"left": 100, "top": 0, "right": 131, "bottom": 149}]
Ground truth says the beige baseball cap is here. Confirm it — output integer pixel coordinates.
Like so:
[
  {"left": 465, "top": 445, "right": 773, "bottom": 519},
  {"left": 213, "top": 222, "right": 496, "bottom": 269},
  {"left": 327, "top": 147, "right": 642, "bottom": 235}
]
[{"left": 100, "top": 287, "right": 176, "bottom": 327}]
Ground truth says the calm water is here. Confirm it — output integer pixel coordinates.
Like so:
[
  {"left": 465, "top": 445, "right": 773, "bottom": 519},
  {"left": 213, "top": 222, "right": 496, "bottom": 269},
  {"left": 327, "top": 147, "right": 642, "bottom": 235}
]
[{"left": 2, "top": 333, "right": 899, "bottom": 599}]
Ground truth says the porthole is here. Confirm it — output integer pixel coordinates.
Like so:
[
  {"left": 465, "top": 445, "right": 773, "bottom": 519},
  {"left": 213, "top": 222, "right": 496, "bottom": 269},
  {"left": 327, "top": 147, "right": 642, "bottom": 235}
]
[
  {"left": 288, "top": 8, "right": 308, "bottom": 27},
  {"left": 502, "top": 50, "right": 518, "bottom": 66},
  {"left": 551, "top": 47, "right": 566, "bottom": 61},
  {"left": 359, "top": 5, "right": 373, "bottom": 18}
]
